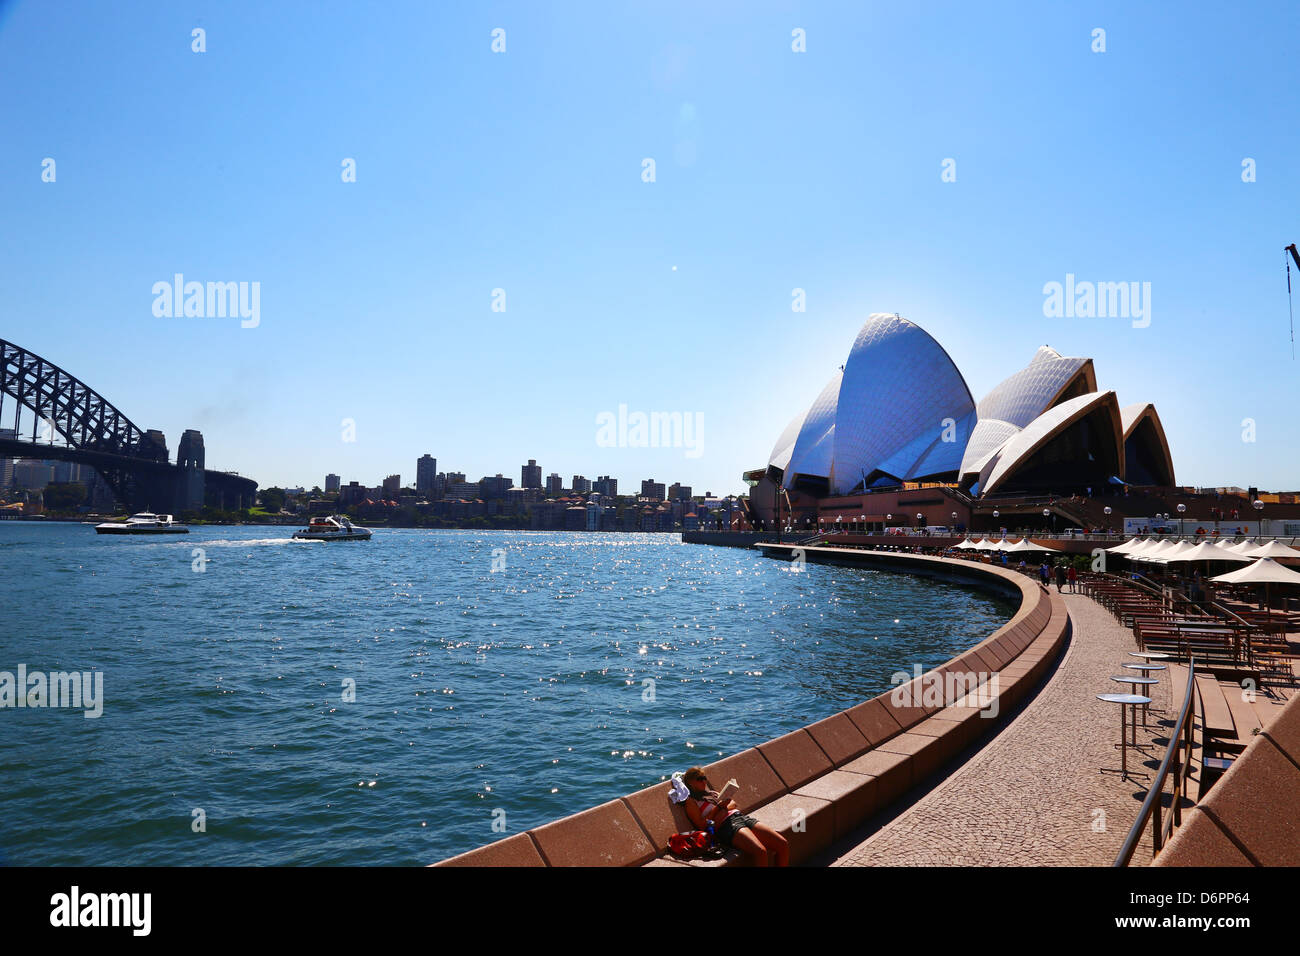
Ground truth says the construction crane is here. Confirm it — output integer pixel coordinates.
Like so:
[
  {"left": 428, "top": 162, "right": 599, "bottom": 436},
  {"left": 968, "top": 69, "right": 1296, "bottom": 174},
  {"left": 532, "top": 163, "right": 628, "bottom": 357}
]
[{"left": 1288, "top": 244, "right": 1299, "bottom": 359}]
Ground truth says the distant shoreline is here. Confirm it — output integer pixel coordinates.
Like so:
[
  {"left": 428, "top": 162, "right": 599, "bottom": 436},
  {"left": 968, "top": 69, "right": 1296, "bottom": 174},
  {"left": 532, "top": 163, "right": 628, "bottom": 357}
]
[{"left": 0, "top": 515, "right": 681, "bottom": 532}]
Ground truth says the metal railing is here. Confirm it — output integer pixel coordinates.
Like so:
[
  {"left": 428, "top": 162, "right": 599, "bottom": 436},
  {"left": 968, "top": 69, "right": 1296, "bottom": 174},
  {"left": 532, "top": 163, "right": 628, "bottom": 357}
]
[{"left": 1114, "top": 660, "right": 1198, "bottom": 866}]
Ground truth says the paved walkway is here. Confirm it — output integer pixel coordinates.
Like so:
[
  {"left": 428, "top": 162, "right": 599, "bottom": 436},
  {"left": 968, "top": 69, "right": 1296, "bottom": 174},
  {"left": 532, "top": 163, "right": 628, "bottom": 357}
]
[{"left": 830, "top": 592, "right": 1177, "bottom": 866}]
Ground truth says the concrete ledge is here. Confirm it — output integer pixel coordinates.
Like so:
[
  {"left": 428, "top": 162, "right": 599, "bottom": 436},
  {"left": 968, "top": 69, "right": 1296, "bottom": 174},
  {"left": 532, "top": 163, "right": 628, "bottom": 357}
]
[
  {"left": 622, "top": 780, "right": 693, "bottom": 852},
  {"left": 804, "top": 712, "right": 872, "bottom": 767},
  {"left": 758, "top": 729, "right": 835, "bottom": 791},
  {"left": 1154, "top": 692, "right": 1300, "bottom": 867},
  {"left": 1153, "top": 808, "right": 1254, "bottom": 867},
  {"left": 430, "top": 547, "right": 1071, "bottom": 867},
  {"left": 431, "top": 831, "right": 546, "bottom": 867},
  {"left": 794, "top": 770, "right": 882, "bottom": 841},
  {"left": 529, "top": 799, "right": 659, "bottom": 867},
  {"left": 1188, "top": 738, "right": 1300, "bottom": 866},
  {"left": 751, "top": 793, "right": 834, "bottom": 864},
  {"left": 702, "top": 748, "right": 788, "bottom": 812},
  {"left": 845, "top": 697, "right": 905, "bottom": 745},
  {"left": 841, "top": 748, "right": 914, "bottom": 806}
]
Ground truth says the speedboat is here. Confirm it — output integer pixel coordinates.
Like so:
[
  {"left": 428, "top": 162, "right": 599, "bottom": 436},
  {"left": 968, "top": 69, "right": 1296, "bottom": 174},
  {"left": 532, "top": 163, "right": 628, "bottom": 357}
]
[
  {"left": 95, "top": 512, "right": 189, "bottom": 534},
  {"left": 292, "top": 515, "right": 372, "bottom": 541}
]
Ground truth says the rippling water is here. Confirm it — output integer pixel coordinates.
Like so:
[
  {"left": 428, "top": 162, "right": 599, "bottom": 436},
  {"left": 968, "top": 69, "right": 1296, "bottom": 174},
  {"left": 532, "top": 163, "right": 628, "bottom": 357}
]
[{"left": 0, "top": 523, "right": 1015, "bottom": 865}]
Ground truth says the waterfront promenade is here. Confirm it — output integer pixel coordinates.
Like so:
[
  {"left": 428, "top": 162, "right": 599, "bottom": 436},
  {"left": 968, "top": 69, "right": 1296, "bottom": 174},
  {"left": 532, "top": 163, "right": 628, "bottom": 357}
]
[
  {"left": 827, "top": 590, "right": 1292, "bottom": 867},
  {"left": 828, "top": 593, "right": 1155, "bottom": 865}
]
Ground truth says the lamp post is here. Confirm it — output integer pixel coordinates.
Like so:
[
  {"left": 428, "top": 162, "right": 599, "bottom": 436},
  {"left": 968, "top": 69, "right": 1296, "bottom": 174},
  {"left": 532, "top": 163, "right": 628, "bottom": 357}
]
[
  {"left": 1254, "top": 498, "right": 1264, "bottom": 539},
  {"left": 1043, "top": 507, "right": 1054, "bottom": 535},
  {"left": 916, "top": 512, "right": 924, "bottom": 535},
  {"left": 1177, "top": 502, "right": 1186, "bottom": 537},
  {"left": 1103, "top": 505, "right": 1112, "bottom": 536},
  {"left": 860, "top": 514, "right": 865, "bottom": 534},
  {"left": 952, "top": 511, "right": 958, "bottom": 536}
]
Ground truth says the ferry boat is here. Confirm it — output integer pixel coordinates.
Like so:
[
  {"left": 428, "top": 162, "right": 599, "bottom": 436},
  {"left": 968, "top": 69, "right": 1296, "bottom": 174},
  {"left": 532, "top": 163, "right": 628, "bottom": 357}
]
[
  {"left": 95, "top": 512, "right": 189, "bottom": 534},
  {"left": 292, "top": 515, "right": 372, "bottom": 541}
]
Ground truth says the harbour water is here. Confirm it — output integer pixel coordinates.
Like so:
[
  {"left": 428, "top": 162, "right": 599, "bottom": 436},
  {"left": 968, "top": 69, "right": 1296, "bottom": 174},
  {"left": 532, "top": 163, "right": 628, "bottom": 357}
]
[{"left": 0, "top": 525, "right": 1015, "bottom": 865}]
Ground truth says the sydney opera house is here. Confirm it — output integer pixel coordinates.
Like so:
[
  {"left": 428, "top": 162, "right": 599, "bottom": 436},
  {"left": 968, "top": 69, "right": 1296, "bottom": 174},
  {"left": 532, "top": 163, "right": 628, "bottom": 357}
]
[{"left": 744, "top": 313, "right": 1175, "bottom": 532}]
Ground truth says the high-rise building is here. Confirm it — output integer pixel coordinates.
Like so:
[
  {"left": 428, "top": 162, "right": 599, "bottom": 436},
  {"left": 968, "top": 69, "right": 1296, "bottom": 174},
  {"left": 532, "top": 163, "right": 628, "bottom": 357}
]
[
  {"left": 447, "top": 480, "right": 480, "bottom": 499},
  {"left": 383, "top": 475, "right": 401, "bottom": 498},
  {"left": 546, "top": 473, "right": 564, "bottom": 496},
  {"left": 417, "top": 455, "right": 437, "bottom": 494},
  {"left": 572, "top": 475, "right": 590, "bottom": 494},
  {"left": 325, "top": 474, "right": 341, "bottom": 493},
  {"left": 14, "top": 460, "right": 54, "bottom": 489},
  {"left": 668, "top": 483, "right": 692, "bottom": 501},
  {"left": 480, "top": 474, "right": 513, "bottom": 499},
  {"left": 593, "top": 475, "right": 618, "bottom": 497},
  {"left": 52, "top": 460, "right": 86, "bottom": 484},
  {"left": 641, "top": 479, "right": 665, "bottom": 501},
  {"left": 522, "top": 459, "right": 542, "bottom": 489}
]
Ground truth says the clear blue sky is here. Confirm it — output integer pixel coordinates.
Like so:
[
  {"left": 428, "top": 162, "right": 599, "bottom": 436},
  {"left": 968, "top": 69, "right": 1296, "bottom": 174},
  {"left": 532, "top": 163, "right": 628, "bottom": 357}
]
[{"left": 2, "top": 1, "right": 1297, "bottom": 494}]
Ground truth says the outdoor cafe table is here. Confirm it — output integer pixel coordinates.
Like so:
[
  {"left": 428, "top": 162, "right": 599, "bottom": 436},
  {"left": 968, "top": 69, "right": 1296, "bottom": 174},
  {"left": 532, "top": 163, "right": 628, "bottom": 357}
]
[
  {"left": 1097, "top": 693, "right": 1153, "bottom": 782},
  {"left": 1110, "top": 675, "right": 1160, "bottom": 733},
  {"left": 1123, "top": 662, "right": 1168, "bottom": 716}
]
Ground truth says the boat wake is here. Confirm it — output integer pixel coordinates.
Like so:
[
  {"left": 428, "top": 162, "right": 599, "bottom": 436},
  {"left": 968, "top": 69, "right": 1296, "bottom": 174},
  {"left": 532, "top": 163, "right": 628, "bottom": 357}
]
[{"left": 193, "top": 537, "right": 325, "bottom": 547}]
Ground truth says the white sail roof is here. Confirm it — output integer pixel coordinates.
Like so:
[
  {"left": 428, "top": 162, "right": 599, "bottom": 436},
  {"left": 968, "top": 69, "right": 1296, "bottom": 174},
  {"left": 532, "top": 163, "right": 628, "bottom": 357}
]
[{"left": 960, "top": 346, "right": 1093, "bottom": 481}]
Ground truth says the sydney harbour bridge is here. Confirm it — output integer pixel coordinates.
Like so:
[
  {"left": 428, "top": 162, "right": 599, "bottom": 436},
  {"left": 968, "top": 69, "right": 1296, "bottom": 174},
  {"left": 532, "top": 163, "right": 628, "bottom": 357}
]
[{"left": 0, "top": 337, "right": 257, "bottom": 513}]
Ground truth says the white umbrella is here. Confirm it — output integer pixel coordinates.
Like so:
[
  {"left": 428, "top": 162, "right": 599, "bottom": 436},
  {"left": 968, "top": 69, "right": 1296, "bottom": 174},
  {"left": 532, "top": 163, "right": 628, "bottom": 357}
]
[
  {"left": 1173, "top": 540, "right": 1254, "bottom": 563},
  {"left": 1122, "top": 538, "right": 1160, "bottom": 558},
  {"left": 953, "top": 538, "right": 982, "bottom": 550},
  {"left": 1107, "top": 537, "right": 1144, "bottom": 555},
  {"left": 1211, "top": 557, "right": 1300, "bottom": 585},
  {"left": 1210, "top": 558, "right": 1300, "bottom": 629},
  {"left": 1242, "top": 540, "right": 1300, "bottom": 560},
  {"left": 970, "top": 538, "right": 997, "bottom": 551},
  {"left": 1004, "top": 537, "right": 1059, "bottom": 553},
  {"left": 1158, "top": 541, "right": 1205, "bottom": 562},
  {"left": 1224, "top": 538, "right": 1258, "bottom": 554},
  {"left": 1134, "top": 539, "right": 1178, "bottom": 561}
]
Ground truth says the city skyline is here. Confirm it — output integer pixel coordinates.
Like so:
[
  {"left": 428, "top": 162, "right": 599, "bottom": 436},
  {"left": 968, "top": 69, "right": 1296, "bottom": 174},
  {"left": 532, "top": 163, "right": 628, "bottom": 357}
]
[{"left": 302, "top": 453, "right": 710, "bottom": 501}]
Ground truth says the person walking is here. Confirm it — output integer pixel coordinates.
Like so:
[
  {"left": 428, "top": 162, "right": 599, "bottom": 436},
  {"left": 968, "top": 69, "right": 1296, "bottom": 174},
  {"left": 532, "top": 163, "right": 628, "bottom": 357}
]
[
  {"left": 1055, "top": 562, "right": 1067, "bottom": 592},
  {"left": 1066, "top": 564, "right": 1077, "bottom": 593}
]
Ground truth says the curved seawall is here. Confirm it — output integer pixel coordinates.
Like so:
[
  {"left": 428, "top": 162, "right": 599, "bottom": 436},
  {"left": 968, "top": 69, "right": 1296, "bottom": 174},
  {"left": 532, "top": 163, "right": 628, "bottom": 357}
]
[{"left": 433, "top": 545, "right": 1070, "bottom": 866}]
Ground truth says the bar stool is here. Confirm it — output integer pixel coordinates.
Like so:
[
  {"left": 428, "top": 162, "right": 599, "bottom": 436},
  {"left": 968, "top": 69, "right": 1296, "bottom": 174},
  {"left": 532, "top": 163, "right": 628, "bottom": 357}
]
[{"left": 1097, "top": 693, "right": 1152, "bottom": 782}]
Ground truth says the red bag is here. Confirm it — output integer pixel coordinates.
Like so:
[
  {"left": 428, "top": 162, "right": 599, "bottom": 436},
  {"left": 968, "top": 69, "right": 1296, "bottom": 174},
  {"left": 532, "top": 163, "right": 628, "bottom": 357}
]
[{"left": 667, "top": 830, "right": 712, "bottom": 859}]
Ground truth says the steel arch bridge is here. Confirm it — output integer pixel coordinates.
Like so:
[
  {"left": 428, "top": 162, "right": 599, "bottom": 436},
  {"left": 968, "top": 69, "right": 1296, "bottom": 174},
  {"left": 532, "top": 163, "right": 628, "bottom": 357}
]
[
  {"left": 0, "top": 337, "right": 257, "bottom": 512},
  {"left": 1, "top": 338, "right": 168, "bottom": 458}
]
